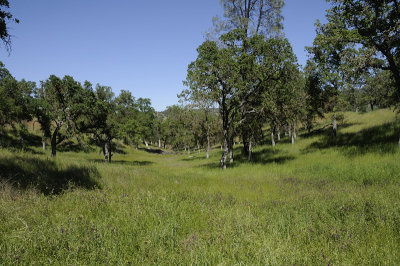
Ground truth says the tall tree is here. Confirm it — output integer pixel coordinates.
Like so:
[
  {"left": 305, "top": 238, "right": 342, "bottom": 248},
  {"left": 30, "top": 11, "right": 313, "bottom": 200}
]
[
  {"left": 37, "top": 75, "right": 87, "bottom": 157},
  {"left": 186, "top": 37, "right": 241, "bottom": 168},
  {"left": 306, "top": 16, "right": 363, "bottom": 137},
  {"left": 82, "top": 83, "right": 116, "bottom": 162},
  {"left": 136, "top": 97, "right": 155, "bottom": 147},
  {"left": 256, "top": 37, "right": 303, "bottom": 146},
  {"left": 186, "top": 31, "right": 302, "bottom": 168},
  {"left": 209, "top": 0, "right": 284, "bottom": 39},
  {"left": 114, "top": 90, "right": 140, "bottom": 151}
]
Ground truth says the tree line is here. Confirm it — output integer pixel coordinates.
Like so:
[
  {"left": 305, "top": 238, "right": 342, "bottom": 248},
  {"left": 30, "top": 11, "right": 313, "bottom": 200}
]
[
  {"left": 0, "top": 0, "right": 399, "bottom": 168},
  {"left": 0, "top": 64, "right": 159, "bottom": 161},
  {"left": 0, "top": 62, "right": 225, "bottom": 161}
]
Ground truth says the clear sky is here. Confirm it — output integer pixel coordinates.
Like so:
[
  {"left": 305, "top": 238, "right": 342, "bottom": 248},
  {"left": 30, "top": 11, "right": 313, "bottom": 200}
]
[{"left": 0, "top": 0, "right": 329, "bottom": 111}]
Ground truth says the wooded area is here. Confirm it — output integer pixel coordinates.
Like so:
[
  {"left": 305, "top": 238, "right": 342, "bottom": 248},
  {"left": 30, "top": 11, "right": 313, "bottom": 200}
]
[
  {"left": 1, "top": 0, "right": 400, "bottom": 264},
  {"left": 1, "top": 0, "right": 398, "bottom": 168}
]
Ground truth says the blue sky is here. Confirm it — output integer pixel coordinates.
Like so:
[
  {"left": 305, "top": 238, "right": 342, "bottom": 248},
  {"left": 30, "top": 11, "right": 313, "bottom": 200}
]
[{"left": 0, "top": 0, "right": 329, "bottom": 111}]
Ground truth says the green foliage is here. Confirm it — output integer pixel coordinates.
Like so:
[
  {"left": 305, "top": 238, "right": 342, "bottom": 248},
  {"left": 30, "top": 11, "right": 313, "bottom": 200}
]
[
  {"left": 306, "top": 16, "right": 361, "bottom": 113},
  {"left": 0, "top": 60, "right": 158, "bottom": 161},
  {"left": 34, "top": 75, "right": 93, "bottom": 157},
  {"left": 315, "top": 0, "right": 400, "bottom": 109},
  {"left": 257, "top": 38, "right": 304, "bottom": 135},
  {"left": 162, "top": 105, "right": 192, "bottom": 150},
  {"left": 113, "top": 91, "right": 155, "bottom": 147},
  {"left": 186, "top": 30, "right": 303, "bottom": 166},
  {"left": 303, "top": 60, "right": 324, "bottom": 131},
  {"left": 0, "top": 63, "right": 34, "bottom": 128},
  {"left": 362, "top": 70, "right": 397, "bottom": 109},
  {"left": 136, "top": 97, "right": 156, "bottom": 143}
]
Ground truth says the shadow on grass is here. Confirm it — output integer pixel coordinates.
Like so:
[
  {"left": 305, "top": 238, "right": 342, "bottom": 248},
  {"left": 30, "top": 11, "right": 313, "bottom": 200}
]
[
  {"left": 58, "top": 141, "right": 127, "bottom": 155},
  {"left": 0, "top": 130, "right": 42, "bottom": 148},
  {"left": 138, "top": 147, "right": 165, "bottom": 154},
  {"left": 182, "top": 155, "right": 209, "bottom": 162},
  {"left": 198, "top": 147, "right": 295, "bottom": 169},
  {"left": 298, "top": 122, "right": 361, "bottom": 139},
  {"left": 0, "top": 156, "right": 101, "bottom": 195},
  {"left": 303, "top": 122, "right": 399, "bottom": 156},
  {"left": 5, "top": 146, "right": 45, "bottom": 155},
  {"left": 58, "top": 140, "right": 89, "bottom": 153},
  {"left": 0, "top": 132, "right": 46, "bottom": 155},
  {"left": 89, "top": 159, "right": 154, "bottom": 166},
  {"left": 199, "top": 155, "right": 296, "bottom": 169},
  {"left": 113, "top": 146, "right": 127, "bottom": 154}
]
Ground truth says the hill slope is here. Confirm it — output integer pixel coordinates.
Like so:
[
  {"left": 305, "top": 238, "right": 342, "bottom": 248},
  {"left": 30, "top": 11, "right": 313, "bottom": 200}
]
[{"left": 1, "top": 109, "right": 399, "bottom": 264}]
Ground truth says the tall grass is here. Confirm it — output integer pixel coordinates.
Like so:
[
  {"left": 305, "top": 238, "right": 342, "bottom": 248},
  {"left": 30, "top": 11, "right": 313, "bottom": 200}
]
[{"left": 0, "top": 109, "right": 399, "bottom": 264}]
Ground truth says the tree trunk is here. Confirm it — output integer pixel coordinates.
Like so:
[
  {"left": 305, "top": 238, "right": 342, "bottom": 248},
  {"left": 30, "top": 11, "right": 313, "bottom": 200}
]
[
  {"left": 220, "top": 96, "right": 231, "bottom": 169},
  {"left": 242, "top": 133, "right": 249, "bottom": 156},
  {"left": 277, "top": 127, "right": 280, "bottom": 141},
  {"left": 158, "top": 139, "right": 161, "bottom": 148},
  {"left": 206, "top": 124, "right": 210, "bottom": 159},
  {"left": 220, "top": 129, "right": 229, "bottom": 169},
  {"left": 271, "top": 131, "right": 275, "bottom": 147},
  {"left": 333, "top": 114, "right": 337, "bottom": 137},
  {"left": 370, "top": 102, "right": 374, "bottom": 111},
  {"left": 42, "top": 140, "right": 46, "bottom": 151},
  {"left": 382, "top": 52, "right": 400, "bottom": 97},
  {"left": 19, "top": 136, "right": 24, "bottom": 149},
  {"left": 229, "top": 137, "right": 234, "bottom": 163},
  {"left": 51, "top": 127, "right": 58, "bottom": 157},
  {"left": 398, "top": 128, "right": 400, "bottom": 147},
  {"left": 291, "top": 122, "right": 295, "bottom": 145},
  {"left": 144, "top": 140, "right": 149, "bottom": 148},
  {"left": 293, "top": 121, "right": 297, "bottom": 139},
  {"left": 248, "top": 137, "right": 252, "bottom": 161},
  {"left": 107, "top": 141, "right": 112, "bottom": 163},
  {"left": 104, "top": 142, "right": 109, "bottom": 162}
]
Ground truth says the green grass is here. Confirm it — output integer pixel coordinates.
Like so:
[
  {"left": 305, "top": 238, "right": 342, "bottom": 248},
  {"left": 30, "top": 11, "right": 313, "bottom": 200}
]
[{"left": 1, "top": 109, "right": 400, "bottom": 264}]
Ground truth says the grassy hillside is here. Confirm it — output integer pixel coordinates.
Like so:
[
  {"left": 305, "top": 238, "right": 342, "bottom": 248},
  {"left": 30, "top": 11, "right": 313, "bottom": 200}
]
[{"left": 1, "top": 109, "right": 400, "bottom": 264}]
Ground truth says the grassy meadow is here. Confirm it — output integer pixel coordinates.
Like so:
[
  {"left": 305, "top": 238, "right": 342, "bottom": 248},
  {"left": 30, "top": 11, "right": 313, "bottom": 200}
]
[{"left": 1, "top": 109, "right": 400, "bottom": 264}]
